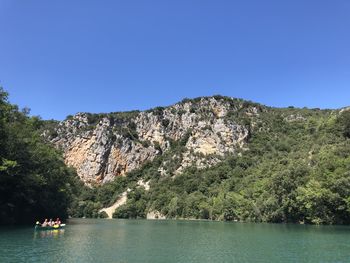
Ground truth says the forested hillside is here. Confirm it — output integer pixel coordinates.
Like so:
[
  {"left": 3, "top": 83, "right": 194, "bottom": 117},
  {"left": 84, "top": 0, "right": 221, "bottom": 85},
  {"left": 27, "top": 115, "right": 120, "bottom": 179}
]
[
  {"left": 2, "top": 87, "right": 350, "bottom": 225},
  {"left": 0, "top": 88, "right": 80, "bottom": 224},
  {"left": 61, "top": 97, "right": 350, "bottom": 225}
]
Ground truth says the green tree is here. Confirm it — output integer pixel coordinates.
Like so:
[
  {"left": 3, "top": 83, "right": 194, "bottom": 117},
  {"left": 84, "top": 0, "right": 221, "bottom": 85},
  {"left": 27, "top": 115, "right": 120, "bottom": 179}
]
[{"left": 0, "top": 87, "right": 79, "bottom": 224}]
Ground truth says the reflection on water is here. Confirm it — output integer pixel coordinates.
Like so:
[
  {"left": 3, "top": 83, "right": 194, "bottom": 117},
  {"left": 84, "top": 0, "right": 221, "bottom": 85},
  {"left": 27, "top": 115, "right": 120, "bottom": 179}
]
[
  {"left": 33, "top": 229, "right": 65, "bottom": 239},
  {"left": 1, "top": 219, "right": 350, "bottom": 263}
]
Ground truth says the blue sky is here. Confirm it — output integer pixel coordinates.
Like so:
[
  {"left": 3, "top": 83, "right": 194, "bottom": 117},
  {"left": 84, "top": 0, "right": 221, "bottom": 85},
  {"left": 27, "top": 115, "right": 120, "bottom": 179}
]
[{"left": 1, "top": 0, "right": 349, "bottom": 120}]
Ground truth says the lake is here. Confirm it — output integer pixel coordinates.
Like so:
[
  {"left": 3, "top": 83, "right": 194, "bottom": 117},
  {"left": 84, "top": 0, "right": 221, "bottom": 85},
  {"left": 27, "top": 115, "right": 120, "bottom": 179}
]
[{"left": 0, "top": 219, "right": 350, "bottom": 263}]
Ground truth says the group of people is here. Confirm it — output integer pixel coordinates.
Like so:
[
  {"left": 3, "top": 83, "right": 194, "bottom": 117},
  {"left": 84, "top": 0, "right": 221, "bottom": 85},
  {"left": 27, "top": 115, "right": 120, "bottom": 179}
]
[{"left": 37, "top": 218, "right": 61, "bottom": 227}]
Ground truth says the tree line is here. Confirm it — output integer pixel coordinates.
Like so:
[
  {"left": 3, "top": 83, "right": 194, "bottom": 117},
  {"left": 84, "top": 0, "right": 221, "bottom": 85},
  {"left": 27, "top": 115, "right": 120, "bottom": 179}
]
[{"left": 0, "top": 88, "right": 80, "bottom": 224}]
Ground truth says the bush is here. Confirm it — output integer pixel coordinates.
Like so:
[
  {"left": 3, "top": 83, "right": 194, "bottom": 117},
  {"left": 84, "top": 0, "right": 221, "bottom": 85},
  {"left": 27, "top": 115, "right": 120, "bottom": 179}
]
[{"left": 98, "top": 211, "right": 108, "bottom": 218}]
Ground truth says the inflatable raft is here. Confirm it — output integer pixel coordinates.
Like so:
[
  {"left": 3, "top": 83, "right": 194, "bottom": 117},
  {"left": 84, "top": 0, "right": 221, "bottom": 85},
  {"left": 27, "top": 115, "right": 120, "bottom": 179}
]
[{"left": 34, "top": 224, "right": 65, "bottom": 231}]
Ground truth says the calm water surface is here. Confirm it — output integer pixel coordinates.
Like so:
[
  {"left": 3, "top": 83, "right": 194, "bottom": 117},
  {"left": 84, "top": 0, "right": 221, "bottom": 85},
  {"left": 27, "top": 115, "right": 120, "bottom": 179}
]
[{"left": 0, "top": 219, "right": 350, "bottom": 263}]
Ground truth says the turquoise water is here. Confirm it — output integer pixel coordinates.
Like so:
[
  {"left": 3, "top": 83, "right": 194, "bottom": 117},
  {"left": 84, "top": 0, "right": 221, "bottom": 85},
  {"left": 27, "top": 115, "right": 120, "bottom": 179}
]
[{"left": 1, "top": 219, "right": 350, "bottom": 263}]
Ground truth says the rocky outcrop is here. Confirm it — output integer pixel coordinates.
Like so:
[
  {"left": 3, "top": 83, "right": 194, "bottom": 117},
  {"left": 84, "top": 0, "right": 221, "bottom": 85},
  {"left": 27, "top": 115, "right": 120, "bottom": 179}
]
[
  {"left": 46, "top": 96, "right": 260, "bottom": 184},
  {"left": 146, "top": 211, "right": 166, "bottom": 220}
]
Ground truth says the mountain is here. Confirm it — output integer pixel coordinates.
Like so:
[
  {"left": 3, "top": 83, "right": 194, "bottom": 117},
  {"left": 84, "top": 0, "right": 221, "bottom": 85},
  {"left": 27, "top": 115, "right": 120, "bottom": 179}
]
[
  {"left": 44, "top": 96, "right": 254, "bottom": 184},
  {"left": 42, "top": 95, "right": 350, "bottom": 224}
]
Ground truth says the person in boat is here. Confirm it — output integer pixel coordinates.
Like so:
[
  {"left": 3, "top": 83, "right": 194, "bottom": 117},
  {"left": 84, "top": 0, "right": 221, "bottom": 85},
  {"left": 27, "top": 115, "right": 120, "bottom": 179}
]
[
  {"left": 42, "top": 219, "right": 48, "bottom": 227},
  {"left": 54, "top": 218, "right": 61, "bottom": 226},
  {"left": 48, "top": 218, "right": 53, "bottom": 226}
]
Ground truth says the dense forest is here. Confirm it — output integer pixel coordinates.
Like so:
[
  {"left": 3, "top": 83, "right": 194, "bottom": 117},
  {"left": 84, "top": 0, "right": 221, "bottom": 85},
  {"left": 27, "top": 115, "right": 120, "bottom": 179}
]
[
  {"left": 2, "top": 87, "right": 350, "bottom": 225},
  {"left": 71, "top": 97, "right": 350, "bottom": 225},
  {"left": 0, "top": 88, "right": 81, "bottom": 224}
]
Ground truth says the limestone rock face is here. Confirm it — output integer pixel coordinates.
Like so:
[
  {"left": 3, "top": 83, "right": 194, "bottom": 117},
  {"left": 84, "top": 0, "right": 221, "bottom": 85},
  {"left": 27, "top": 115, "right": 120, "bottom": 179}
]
[{"left": 47, "top": 97, "right": 260, "bottom": 184}]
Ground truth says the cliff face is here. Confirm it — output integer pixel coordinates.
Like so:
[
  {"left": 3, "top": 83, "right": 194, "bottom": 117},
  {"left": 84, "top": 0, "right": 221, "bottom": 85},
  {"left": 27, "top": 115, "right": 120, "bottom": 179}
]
[
  {"left": 47, "top": 96, "right": 350, "bottom": 224},
  {"left": 46, "top": 97, "right": 261, "bottom": 184}
]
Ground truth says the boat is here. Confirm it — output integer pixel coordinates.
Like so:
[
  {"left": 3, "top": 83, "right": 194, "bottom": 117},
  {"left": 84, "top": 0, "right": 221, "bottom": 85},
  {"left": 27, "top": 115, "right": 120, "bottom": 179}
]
[{"left": 34, "top": 224, "right": 66, "bottom": 231}]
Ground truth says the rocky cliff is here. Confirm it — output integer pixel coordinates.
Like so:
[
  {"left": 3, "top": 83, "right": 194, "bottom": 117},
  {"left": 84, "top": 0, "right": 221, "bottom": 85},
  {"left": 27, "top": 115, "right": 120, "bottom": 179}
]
[
  {"left": 45, "top": 96, "right": 263, "bottom": 184},
  {"left": 51, "top": 97, "right": 350, "bottom": 225}
]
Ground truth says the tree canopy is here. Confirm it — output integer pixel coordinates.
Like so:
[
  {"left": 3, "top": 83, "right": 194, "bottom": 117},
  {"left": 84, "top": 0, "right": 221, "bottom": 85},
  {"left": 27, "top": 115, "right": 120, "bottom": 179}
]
[{"left": 0, "top": 88, "right": 80, "bottom": 224}]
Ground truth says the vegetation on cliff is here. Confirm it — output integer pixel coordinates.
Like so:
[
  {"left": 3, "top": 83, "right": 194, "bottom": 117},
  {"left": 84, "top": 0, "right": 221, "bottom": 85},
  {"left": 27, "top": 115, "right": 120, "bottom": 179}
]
[
  {"left": 2, "top": 87, "right": 350, "bottom": 225},
  {"left": 141, "top": 107, "right": 350, "bottom": 224},
  {"left": 69, "top": 98, "right": 350, "bottom": 225},
  {"left": 0, "top": 88, "right": 80, "bottom": 224}
]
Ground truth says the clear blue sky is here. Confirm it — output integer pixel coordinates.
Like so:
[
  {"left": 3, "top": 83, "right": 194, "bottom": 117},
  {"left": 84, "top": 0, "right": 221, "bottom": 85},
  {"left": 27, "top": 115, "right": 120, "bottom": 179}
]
[{"left": 1, "top": 0, "right": 349, "bottom": 120}]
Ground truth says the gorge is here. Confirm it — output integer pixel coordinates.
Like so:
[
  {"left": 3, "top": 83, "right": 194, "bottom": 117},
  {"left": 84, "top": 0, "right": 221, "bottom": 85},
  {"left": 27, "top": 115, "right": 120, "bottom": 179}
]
[
  {"left": 2, "top": 90, "right": 350, "bottom": 225},
  {"left": 43, "top": 96, "right": 350, "bottom": 224}
]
